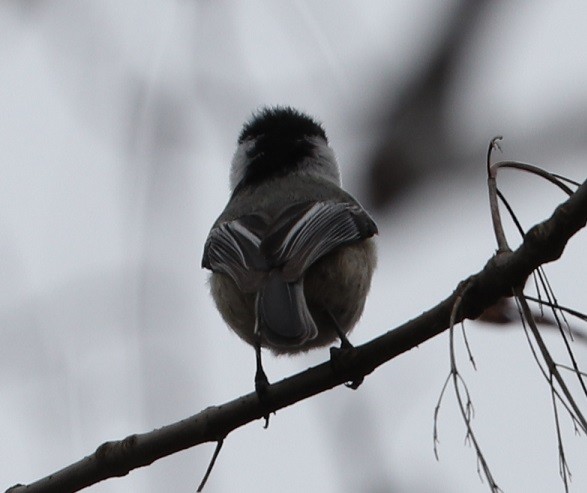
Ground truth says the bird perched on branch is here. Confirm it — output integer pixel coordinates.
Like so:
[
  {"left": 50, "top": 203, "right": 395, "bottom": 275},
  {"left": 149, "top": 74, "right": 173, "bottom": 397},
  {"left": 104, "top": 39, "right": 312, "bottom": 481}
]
[{"left": 202, "top": 106, "right": 377, "bottom": 393}]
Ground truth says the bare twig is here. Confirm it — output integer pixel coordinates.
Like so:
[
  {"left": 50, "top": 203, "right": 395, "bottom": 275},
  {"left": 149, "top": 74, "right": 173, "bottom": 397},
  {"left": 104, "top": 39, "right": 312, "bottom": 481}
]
[
  {"left": 515, "top": 295, "right": 585, "bottom": 434},
  {"left": 460, "top": 320, "right": 477, "bottom": 370},
  {"left": 433, "top": 373, "right": 452, "bottom": 460},
  {"left": 557, "top": 364, "right": 587, "bottom": 380},
  {"left": 196, "top": 439, "right": 224, "bottom": 492},
  {"left": 551, "top": 374, "right": 572, "bottom": 493},
  {"left": 525, "top": 295, "right": 587, "bottom": 322},
  {"left": 491, "top": 161, "right": 575, "bottom": 195},
  {"left": 520, "top": 287, "right": 587, "bottom": 430},
  {"left": 448, "top": 291, "right": 501, "bottom": 491},
  {"left": 486, "top": 137, "right": 508, "bottom": 251}
]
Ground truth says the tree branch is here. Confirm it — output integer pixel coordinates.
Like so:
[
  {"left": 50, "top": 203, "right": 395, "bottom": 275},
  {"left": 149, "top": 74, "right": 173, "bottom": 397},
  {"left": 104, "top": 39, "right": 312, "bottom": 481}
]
[{"left": 7, "top": 178, "right": 587, "bottom": 493}]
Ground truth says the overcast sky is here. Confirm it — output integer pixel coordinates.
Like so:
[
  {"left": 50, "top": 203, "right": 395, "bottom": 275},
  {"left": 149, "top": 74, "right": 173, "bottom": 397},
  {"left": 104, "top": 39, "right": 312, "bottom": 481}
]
[{"left": 1, "top": 2, "right": 586, "bottom": 492}]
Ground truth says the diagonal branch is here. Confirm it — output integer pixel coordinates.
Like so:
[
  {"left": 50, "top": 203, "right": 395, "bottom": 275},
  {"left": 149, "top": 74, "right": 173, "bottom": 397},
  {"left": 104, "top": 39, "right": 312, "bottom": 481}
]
[{"left": 7, "top": 178, "right": 587, "bottom": 493}]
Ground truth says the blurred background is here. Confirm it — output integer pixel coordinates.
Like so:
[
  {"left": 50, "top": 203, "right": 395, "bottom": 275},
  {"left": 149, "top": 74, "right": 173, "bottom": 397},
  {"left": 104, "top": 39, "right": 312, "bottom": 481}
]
[{"left": 1, "top": 1, "right": 586, "bottom": 492}]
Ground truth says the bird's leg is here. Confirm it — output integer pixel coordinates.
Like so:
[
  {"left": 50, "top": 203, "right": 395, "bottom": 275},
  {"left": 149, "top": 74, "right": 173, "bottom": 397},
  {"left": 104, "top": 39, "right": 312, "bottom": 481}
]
[
  {"left": 252, "top": 293, "right": 273, "bottom": 426},
  {"left": 254, "top": 327, "right": 269, "bottom": 395},
  {"left": 328, "top": 311, "right": 363, "bottom": 389},
  {"left": 332, "top": 320, "right": 353, "bottom": 350},
  {"left": 253, "top": 294, "right": 270, "bottom": 394},
  {"left": 253, "top": 322, "right": 272, "bottom": 428}
]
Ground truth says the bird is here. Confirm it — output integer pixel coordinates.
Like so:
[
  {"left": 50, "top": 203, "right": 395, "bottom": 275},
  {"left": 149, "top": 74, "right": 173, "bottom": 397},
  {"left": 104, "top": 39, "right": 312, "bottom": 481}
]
[{"left": 202, "top": 106, "right": 377, "bottom": 393}]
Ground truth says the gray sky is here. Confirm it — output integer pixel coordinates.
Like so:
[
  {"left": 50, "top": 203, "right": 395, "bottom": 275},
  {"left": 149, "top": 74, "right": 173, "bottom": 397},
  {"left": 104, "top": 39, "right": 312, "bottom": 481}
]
[{"left": 1, "top": 2, "right": 586, "bottom": 492}]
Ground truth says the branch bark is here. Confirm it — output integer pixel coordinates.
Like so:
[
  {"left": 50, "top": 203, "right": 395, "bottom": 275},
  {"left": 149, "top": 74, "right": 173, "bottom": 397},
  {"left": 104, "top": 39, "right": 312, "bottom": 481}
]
[{"left": 7, "top": 178, "right": 587, "bottom": 493}]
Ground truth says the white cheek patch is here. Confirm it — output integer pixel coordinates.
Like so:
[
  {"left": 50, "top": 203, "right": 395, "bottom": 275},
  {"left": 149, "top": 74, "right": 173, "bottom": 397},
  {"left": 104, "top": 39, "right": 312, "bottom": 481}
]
[
  {"left": 303, "top": 138, "right": 341, "bottom": 186},
  {"left": 230, "top": 139, "right": 256, "bottom": 191}
]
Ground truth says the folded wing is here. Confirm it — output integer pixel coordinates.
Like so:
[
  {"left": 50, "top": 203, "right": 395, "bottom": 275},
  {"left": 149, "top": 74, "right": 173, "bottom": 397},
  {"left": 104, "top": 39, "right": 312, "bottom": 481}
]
[
  {"left": 262, "top": 201, "right": 377, "bottom": 281},
  {"left": 202, "top": 213, "right": 268, "bottom": 292}
]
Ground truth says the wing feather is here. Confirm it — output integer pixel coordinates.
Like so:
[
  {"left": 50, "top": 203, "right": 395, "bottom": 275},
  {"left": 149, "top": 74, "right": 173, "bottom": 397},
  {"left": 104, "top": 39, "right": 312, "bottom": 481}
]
[
  {"left": 262, "top": 201, "right": 377, "bottom": 281},
  {"left": 202, "top": 214, "right": 267, "bottom": 292},
  {"left": 203, "top": 201, "right": 377, "bottom": 289}
]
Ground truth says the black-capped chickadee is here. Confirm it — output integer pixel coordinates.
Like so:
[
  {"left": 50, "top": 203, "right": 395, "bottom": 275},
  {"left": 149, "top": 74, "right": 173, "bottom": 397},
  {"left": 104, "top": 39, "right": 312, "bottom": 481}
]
[{"left": 202, "top": 107, "right": 377, "bottom": 392}]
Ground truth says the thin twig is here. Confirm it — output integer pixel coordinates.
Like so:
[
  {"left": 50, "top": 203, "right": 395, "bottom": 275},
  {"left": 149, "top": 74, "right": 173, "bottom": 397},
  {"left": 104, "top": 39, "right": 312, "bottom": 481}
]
[
  {"left": 535, "top": 268, "right": 587, "bottom": 397},
  {"left": 460, "top": 321, "right": 477, "bottom": 370},
  {"left": 524, "top": 296, "right": 587, "bottom": 322},
  {"left": 448, "top": 291, "right": 501, "bottom": 492},
  {"left": 515, "top": 295, "right": 585, "bottom": 433},
  {"left": 196, "top": 438, "right": 225, "bottom": 492},
  {"left": 433, "top": 373, "right": 452, "bottom": 460},
  {"left": 491, "top": 161, "right": 575, "bottom": 195},
  {"left": 550, "top": 374, "right": 571, "bottom": 493},
  {"left": 556, "top": 363, "right": 587, "bottom": 380},
  {"left": 486, "top": 138, "right": 509, "bottom": 251},
  {"left": 515, "top": 287, "right": 587, "bottom": 434}
]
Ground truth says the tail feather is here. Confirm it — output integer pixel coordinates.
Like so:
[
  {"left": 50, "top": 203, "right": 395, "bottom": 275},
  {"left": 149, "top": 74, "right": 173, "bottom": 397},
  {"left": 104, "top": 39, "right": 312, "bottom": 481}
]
[{"left": 257, "top": 272, "right": 317, "bottom": 347}]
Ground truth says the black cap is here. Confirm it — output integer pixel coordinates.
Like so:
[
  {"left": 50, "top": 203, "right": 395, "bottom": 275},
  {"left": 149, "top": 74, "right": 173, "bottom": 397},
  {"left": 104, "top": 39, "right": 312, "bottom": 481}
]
[
  {"left": 239, "top": 106, "right": 327, "bottom": 143},
  {"left": 234, "top": 107, "right": 328, "bottom": 190}
]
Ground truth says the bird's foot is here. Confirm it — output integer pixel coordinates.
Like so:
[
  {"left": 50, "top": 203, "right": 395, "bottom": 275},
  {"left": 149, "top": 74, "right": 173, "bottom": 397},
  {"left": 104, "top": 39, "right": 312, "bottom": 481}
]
[
  {"left": 330, "top": 345, "right": 364, "bottom": 390},
  {"left": 254, "top": 367, "right": 272, "bottom": 428}
]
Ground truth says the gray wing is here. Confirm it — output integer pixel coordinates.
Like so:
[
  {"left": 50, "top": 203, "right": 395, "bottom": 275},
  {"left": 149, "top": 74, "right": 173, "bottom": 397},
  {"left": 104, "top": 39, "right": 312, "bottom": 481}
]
[
  {"left": 202, "top": 201, "right": 377, "bottom": 290},
  {"left": 261, "top": 201, "right": 377, "bottom": 281},
  {"left": 202, "top": 214, "right": 268, "bottom": 292}
]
